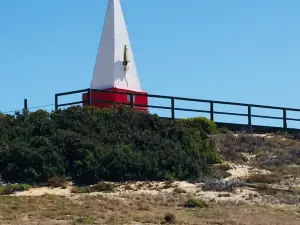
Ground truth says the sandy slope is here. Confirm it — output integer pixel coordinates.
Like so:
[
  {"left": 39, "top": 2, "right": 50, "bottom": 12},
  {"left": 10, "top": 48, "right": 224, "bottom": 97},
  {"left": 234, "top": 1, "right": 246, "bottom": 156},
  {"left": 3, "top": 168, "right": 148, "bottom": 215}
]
[{"left": 11, "top": 163, "right": 265, "bottom": 205}]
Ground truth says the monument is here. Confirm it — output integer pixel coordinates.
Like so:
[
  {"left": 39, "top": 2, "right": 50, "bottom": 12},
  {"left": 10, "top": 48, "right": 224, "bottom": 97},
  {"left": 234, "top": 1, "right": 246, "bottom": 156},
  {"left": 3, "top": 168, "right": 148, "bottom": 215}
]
[{"left": 82, "top": 0, "right": 148, "bottom": 111}]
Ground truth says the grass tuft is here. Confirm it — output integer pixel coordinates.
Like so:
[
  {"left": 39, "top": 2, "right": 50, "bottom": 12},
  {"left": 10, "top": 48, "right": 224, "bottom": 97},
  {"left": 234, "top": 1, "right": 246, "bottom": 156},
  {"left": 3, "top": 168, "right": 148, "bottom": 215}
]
[
  {"left": 184, "top": 198, "right": 208, "bottom": 208},
  {"left": 163, "top": 212, "right": 176, "bottom": 224}
]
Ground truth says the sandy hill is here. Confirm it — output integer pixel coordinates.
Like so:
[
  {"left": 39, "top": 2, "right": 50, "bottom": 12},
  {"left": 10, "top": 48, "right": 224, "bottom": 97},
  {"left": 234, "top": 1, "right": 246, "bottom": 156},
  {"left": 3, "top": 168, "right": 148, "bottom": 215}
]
[{"left": 1, "top": 131, "right": 300, "bottom": 224}]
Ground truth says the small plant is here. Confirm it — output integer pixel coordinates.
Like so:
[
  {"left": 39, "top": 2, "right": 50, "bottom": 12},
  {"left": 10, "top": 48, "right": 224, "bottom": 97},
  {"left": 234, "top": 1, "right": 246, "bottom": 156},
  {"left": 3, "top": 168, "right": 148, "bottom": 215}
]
[
  {"left": 71, "top": 216, "right": 94, "bottom": 224},
  {"left": 71, "top": 186, "right": 91, "bottom": 193},
  {"left": 92, "top": 182, "right": 116, "bottom": 192},
  {"left": 0, "top": 184, "right": 31, "bottom": 195},
  {"left": 163, "top": 212, "right": 176, "bottom": 224},
  {"left": 291, "top": 185, "right": 300, "bottom": 194},
  {"left": 184, "top": 198, "right": 208, "bottom": 208}
]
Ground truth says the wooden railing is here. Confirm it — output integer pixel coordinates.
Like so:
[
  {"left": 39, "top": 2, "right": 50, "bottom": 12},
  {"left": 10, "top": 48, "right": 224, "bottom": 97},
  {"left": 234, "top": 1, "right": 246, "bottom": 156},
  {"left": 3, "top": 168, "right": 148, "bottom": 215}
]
[{"left": 55, "top": 88, "right": 300, "bottom": 132}]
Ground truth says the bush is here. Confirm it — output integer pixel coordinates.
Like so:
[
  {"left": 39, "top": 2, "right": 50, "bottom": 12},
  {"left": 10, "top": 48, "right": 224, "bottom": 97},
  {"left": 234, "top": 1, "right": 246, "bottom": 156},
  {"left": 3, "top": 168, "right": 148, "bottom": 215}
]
[
  {"left": 0, "top": 106, "right": 220, "bottom": 184},
  {"left": 0, "top": 184, "right": 31, "bottom": 195},
  {"left": 180, "top": 117, "right": 218, "bottom": 135},
  {"left": 184, "top": 198, "right": 208, "bottom": 208},
  {"left": 71, "top": 182, "right": 117, "bottom": 193},
  {"left": 0, "top": 137, "right": 65, "bottom": 183},
  {"left": 163, "top": 212, "right": 176, "bottom": 224},
  {"left": 46, "top": 176, "right": 68, "bottom": 188}
]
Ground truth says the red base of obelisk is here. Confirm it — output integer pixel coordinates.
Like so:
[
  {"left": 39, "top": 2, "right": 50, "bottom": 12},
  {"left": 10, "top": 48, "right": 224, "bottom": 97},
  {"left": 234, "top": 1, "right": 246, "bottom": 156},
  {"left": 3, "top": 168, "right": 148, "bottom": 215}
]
[{"left": 82, "top": 88, "right": 148, "bottom": 112}]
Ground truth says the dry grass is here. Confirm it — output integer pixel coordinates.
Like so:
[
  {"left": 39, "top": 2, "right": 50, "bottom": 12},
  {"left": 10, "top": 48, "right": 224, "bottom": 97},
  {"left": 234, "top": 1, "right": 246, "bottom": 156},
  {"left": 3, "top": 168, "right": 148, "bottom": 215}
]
[
  {"left": 0, "top": 194, "right": 300, "bottom": 224},
  {"left": 162, "top": 181, "right": 178, "bottom": 189},
  {"left": 173, "top": 187, "right": 187, "bottom": 194},
  {"left": 244, "top": 173, "right": 279, "bottom": 184},
  {"left": 215, "top": 132, "right": 300, "bottom": 173},
  {"left": 214, "top": 132, "right": 266, "bottom": 163}
]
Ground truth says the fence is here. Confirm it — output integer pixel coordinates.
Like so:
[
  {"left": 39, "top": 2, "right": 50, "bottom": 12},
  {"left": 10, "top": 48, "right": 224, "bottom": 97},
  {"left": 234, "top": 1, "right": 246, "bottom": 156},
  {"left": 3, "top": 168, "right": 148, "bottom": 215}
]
[{"left": 54, "top": 88, "right": 300, "bottom": 133}]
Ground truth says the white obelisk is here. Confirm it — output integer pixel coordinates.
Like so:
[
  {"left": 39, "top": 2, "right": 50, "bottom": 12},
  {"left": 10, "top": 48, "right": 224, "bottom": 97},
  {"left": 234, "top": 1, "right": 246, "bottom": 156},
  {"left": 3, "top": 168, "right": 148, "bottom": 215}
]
[{"left": 90, "top": 0, "right": 142, "bottom": 92}]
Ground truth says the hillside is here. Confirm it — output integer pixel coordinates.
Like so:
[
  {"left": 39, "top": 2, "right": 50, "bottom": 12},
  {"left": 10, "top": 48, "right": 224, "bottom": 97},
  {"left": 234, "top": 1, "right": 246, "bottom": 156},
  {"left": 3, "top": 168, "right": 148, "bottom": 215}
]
[
  {"left": 0, "top": 106, "right": 219, "bottom": 185},
  {"left": 1, "top": 107, "right": 300, "bottom": 224}
]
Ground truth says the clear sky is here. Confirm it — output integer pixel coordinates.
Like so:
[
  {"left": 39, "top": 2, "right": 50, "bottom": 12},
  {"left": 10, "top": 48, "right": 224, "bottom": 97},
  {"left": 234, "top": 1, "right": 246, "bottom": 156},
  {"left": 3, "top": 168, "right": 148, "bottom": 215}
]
[{"left": 0, "top": 0, "right": 300, "bottom": 127}]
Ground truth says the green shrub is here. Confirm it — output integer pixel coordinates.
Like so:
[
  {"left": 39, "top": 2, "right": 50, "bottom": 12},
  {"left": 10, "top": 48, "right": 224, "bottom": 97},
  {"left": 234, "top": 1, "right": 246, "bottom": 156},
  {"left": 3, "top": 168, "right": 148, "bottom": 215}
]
[
  {"left": 184, "top": 198, "right": 208, "bottom": 208},
  {"left": 180, "top": 117, "right": 218, "bottom": 134},
  {"left": 71, "top": 186, "right": 91, "bottom": 194},
  {"left": 0, "top": 184, "right": 31, "bottom": 195},
  {"left": 0, "top": 137, "right": 65, "bottom": 183},
  {"left": 71, "top": 182, "right": 116, "bottom": 193},
  {"left": 71, "top": 216, "right": 94, "bottom": 224},
  {"left": 91, "top": 182, "right": 116, "bottom": 192},
  {"left": 0, "top": 106, "right": 220, "bottom": 184}
]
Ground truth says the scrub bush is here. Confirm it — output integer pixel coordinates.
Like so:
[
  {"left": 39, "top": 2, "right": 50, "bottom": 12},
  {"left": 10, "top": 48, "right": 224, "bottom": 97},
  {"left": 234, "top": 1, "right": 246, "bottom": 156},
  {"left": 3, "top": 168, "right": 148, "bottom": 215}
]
[{"left": 0, "top": 106, "right": 220, "bottom": 184}]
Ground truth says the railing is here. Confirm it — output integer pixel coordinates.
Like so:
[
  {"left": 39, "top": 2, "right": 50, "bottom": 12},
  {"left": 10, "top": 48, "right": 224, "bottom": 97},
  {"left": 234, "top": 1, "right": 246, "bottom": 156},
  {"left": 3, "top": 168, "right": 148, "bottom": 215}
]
[{"left": 55, "top": 88, "right": 300, "bottom": 132}]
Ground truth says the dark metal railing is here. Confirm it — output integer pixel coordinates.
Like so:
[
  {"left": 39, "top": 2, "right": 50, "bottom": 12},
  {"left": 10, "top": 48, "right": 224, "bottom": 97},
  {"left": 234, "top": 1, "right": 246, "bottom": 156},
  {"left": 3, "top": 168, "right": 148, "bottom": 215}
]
[{"left": 55, "top": 88, "right": 300, "bottom": 132}]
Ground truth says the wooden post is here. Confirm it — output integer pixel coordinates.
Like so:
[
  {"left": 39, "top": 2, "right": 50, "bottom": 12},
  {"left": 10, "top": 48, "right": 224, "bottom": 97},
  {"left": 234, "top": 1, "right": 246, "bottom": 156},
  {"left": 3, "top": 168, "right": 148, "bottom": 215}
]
[
  {"left": 171, "top": 97, "right": 175, "bottom": 119},
  {"left": 210, "top": 102, "right": 214, "bottom": 121},
  {"left": 283, "top": 108, "right": 287, "bottom": 131},
  {"left": 87, "top": 89, "right": 91, "bottom": 106},
  {"left": 23, "top": 99, "right": 28, "bottom": 110},
  {"left": 130, "top": 93, "right": 134, "bottom": 108},
  {"left": 55, "top": 94, "right": 58, "bottom": 110},
  {"left": 248, "top": 105, "right": 252, "bottom": 133}
]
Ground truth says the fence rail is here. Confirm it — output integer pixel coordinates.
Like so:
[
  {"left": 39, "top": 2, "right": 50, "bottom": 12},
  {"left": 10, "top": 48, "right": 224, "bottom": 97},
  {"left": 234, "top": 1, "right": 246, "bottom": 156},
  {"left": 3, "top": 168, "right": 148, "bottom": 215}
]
[{"left": 54, "top": 88, "right": 300, "bottom": 132}]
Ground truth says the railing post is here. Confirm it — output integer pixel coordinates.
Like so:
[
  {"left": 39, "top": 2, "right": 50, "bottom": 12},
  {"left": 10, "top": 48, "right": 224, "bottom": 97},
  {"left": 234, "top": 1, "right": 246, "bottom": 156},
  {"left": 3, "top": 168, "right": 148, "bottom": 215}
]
[
  {"left": 87, "top": 89, "right": 91, "bottom": 106},
  {"left": 283, "top": 108, "right": 287, "bottom": 131},
  {"left": 23, "top": 99, "right": 28, "bottom": 111},
  {"left": 55, "top": 94, "right": 58, "bottom": 110},
  {"left": 171, "top": 97, "right": 175, "bottom": 119},
  {"left": 210, "top": 102, "right": 214, "bottom": 121},
  {"left": 248, "top": 105, "right": 252, "bottom": 133},
  {"left": 130, "top": 93, "right": 134, "bottom": 108}
]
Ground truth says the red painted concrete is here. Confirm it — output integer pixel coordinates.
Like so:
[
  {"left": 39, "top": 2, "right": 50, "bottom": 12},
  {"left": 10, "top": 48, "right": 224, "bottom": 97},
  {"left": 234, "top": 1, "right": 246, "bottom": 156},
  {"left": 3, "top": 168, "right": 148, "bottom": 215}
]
[{"left": 82, "top": 88, "right": 148, "bottom": 112}]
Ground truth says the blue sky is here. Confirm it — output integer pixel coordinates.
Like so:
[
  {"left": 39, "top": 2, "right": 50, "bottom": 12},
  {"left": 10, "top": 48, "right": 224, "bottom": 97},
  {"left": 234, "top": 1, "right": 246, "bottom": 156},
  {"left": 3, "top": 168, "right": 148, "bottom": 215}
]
[{"left": 1, "top": 0, "right": 300, "bottom": 127}]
